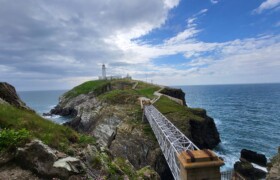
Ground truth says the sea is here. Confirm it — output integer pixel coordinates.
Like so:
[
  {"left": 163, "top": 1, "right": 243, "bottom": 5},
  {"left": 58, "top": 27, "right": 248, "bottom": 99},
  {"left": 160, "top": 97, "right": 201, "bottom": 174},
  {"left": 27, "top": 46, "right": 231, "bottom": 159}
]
[{"left": 18, "top": 83, "right": 280, "bottom": 171}]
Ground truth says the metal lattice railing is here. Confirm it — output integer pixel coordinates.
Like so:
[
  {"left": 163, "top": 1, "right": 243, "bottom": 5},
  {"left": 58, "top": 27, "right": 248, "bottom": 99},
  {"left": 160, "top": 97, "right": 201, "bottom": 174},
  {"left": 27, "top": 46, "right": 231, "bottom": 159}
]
[{"left": 144, "top": 105, "right": 199, "bottom": 180}]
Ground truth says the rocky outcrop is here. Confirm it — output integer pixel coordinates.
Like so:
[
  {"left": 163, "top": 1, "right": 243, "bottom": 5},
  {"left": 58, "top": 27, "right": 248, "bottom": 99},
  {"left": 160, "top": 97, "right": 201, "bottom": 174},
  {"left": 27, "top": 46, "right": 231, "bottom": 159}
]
[
  {"left": 160, "top": 87, "right": 186, "bottom": 106},
  {"left": 51, "top": 92, "right": 102, "bottom": 132},
  {"left": 16, "top": 140, "right": 85, "bottom": 179},
  {"left": 241, "top": 149, "right": 267, "bottom": 166},
  {"left": 267, "top": 147, "right": 280, "bottom": 180},
  {"left": 234, "top": 161, "right": 266, "bottom": 179},
  {"left": 51, "top": 80, "right": 221, "bottom": 179},
  {"left": 51, "top": 91, "right": 172, "bottom": 178},
  {"left": 109, "top": 122, "right": 172, "bottom": 177},
  {"left": 233, "top": 149, "right": 268, "bottom": 179},
  {"left": 0, "top": 82, "right": 33, "bottom": 111},
  {"left": 185, "top": 109, "right": 220, "bottom": 149}
]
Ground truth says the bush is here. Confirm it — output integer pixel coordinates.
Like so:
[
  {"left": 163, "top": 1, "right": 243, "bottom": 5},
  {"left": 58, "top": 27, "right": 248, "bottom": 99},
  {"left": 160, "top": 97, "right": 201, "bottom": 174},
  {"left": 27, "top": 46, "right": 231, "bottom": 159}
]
[
  {"left": 78, "top": 134, "right": 96, "bottom": 146},
  {"left": 0, "top": 104, "right": 80, "bottom": 152},
  {"left": 0, "top": 128, "right": 30, "bottom": 151}
]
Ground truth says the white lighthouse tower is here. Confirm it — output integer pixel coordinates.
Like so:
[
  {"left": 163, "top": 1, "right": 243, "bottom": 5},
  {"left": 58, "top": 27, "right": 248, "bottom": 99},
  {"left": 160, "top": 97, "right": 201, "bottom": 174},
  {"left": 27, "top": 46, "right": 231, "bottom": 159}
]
[{"left": 102, "top": 64, "right": 106, "bottom": 80}]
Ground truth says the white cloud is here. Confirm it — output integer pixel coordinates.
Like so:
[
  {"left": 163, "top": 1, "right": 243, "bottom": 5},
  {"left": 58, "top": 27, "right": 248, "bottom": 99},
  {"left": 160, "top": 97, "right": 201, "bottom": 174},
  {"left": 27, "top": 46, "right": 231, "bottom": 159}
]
[
  {"left": 163, "top": 0, "right": 180, "bottom": 8},
  {"left": 0, "top": 1, "right": 279, "bottom": 90},
  {"left": 0, "top": 0, "right": 180, "bottom": 90},
  {"left": 165, "top": 28, "right": 201, "bottom": 44},
  {"left": 253, "top": 0, "right": 280, "bottom": 14},
  {"left": 210, "top": 0, "right": 219, "bottom": 4},
  {"left": 197, "top": 9, "right": 208, "bottom": 15}
]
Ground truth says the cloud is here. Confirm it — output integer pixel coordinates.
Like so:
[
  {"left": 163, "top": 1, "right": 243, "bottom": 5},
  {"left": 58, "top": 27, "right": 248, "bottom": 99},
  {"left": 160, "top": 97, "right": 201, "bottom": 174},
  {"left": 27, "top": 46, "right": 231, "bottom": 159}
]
[
  {"left": 210, "top": 0, "right": 219, "bottom": 4},
  {"left": 253, "top": 0, "right": 280, "bottom": 14},
  {"left": 0, "top": 0, "right": 180, "bottom": 90},
  {"left": 164, "top": 9, "right": 208, "bottom": 45},
  {"left": 143, "top": 35, "right": 280, "bottom": 85},
  {"left": 0, "top": 1, "right": 279, "bottom": 90}
]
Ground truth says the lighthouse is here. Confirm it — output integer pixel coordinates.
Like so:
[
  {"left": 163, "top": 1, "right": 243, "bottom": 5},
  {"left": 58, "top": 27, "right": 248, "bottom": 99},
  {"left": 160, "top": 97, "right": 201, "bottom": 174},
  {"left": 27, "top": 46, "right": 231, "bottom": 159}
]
[{"left": 102, "top": 64, "right": 106, "bottom": 80}]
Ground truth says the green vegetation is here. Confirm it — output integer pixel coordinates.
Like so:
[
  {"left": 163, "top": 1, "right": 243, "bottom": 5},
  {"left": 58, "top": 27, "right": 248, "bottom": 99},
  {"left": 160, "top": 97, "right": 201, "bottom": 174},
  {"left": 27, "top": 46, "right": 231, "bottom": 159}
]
[
  {"left": 89, "top": 150, "right": 137, "bottom": 179},
  {"left": 0, "top": 128, "right": 31, "bottom": 151},
  {"left": 135, "top": 86, "right": 160, "bottom": 99},
  {"left": 136, "top": 166, "right": 159, "bottom": 179},
  {"left": 63, "top": 79, "right": 161, "bottom": 105},
  {"left": 154, "top": 96, "right": 205, "bottom": 134},
  {"left": 134, "top": 81, "right": 161, "bottom": 99},
  {"left": 113, "top": 157, "right": 136, "bottom": 177},
  {"left": 0, "top": 104, "right": 95, "bottom": 152},
  {"left": 64, "top": 80, "right": 110, "bottom": 99},
  {"left": 99, "top": 89, "right": 139, "bottom": 104},
  {"left": 142, "top": 124, "right": 157, "bottom": 141},
  {"left": 78, "top": 134, "right": 96, "bottom": 145}
]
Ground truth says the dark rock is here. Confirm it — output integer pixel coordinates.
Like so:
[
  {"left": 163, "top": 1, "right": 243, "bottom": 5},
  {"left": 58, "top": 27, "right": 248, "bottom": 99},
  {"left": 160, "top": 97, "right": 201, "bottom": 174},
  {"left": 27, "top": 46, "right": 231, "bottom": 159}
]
[
  {"left": 160, "top": 87, "right": 186, "bottom": 106},
  {"left": 189, "top": 115, "right": 221, "bottom": 149},
  {"left": 234, "top": 161, "right": 254, "bottom": 178},
  {"left": 241, "top": 149, "right": 267, "bottom": 166},
  {"left": 64, "top": 117, "right": 85, "bottom": 131},
  {"left": 42, "top": 112, "right": 52, "bottom": 116},
  {"left": 51, "top": 106, "right": 77, "bottom": 116},
  {"left": 0, "top": 82, "right": 33, "bottom": 111},
  {"left": 234, "top": 161, "right": 267, "bottom": 179},
  {"left": 0, "top": 152, "right": 15, "bottom": 167},
  {"left": 0, "top": 163, "right": 40, "bottom": 180}
]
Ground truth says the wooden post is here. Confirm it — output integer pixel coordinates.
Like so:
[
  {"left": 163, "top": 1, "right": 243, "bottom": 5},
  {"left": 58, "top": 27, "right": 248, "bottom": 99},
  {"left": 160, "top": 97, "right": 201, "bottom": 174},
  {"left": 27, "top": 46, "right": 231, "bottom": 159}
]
[{"left": 177, "top": 149, "right": 224, "bottom": 180}]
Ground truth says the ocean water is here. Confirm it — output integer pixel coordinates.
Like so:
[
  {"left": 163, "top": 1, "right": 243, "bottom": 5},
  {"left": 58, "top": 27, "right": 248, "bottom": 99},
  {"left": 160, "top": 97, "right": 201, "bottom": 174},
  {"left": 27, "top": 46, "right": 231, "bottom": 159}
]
[
  {"left": 18, "top": 90, "right": 69, "bottom": 124},
  {"left": 18, "top": 84, "right": 280, "bottom": 170},
  {"left": 177, "top": 83, "right": 280, "bottom": 170}
]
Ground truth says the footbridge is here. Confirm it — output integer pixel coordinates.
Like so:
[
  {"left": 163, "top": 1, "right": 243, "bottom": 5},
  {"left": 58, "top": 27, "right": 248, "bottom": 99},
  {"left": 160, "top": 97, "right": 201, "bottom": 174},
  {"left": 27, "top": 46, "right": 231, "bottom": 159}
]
[{"left": 143, "top": 105, "right": 224, "bottom": 180}]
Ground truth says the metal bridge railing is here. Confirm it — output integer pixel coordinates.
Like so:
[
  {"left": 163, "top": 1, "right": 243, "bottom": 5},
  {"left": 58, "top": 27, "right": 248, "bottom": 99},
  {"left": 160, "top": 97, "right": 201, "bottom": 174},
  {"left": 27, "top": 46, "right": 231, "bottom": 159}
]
[{"left": 144, "top": 105, "right": 199, "bottom": 180}]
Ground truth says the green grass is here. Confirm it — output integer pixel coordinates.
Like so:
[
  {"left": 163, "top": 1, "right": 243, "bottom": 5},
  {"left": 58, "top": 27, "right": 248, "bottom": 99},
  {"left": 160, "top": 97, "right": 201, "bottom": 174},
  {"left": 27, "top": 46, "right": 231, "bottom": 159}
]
[
  {"left": 154, "top": 96, "right": 205, "bottom": 134},
  {"left": 64, "top": 80, "right": 110, "bottom": 99},
  {"left": 99, "top": 89, "right": 139, "bottom": 104},
  {"left": 134, "top": 86, "right": 160, "bottom": 99},
  {"left": 0, "top": 104, "right": 95, "bottom": 151}
]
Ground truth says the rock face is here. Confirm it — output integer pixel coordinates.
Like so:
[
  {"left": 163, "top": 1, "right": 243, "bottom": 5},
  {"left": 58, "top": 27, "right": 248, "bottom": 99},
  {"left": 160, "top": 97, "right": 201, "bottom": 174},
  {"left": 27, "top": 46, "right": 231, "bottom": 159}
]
[
  {"left": 16, "top": 140, "right": 85, "bottom": 179},
  {"left": 0, "top": 82, "right": 33, "bottom": 111},
  {"left": 234, "top": 161, "right": 266, "bottom": 179},
  {"left": 267, "top": 147, "right": 280, "bottom": 180},
  {"left": 189, "top": 109, "right": 221, "bottom": 149},
  {"left": 51, "top": 81, "right": 221, "bottom": 179},
  {"left": 241, "top": 149, "right": 267, "bottom": 166},
  {"left": 160, "top": 87, "right": 186, "bottom": 106},
  {"left": 51, "top": 92, "right": 173, "bottom": 177},
  {"left": 51, "top": 92, "right": 101, "bottom": 132}
]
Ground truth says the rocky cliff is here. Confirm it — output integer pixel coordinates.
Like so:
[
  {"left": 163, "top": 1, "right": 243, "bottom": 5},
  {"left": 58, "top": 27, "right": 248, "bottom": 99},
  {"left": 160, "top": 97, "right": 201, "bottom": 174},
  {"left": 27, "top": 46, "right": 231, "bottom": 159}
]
[
  {"left": 0, "top": 82, "right": 33, "bottom": 111},
  {"left": 0, "top": 82, "right": 158, "bottom": 179},
  {"left": 267, "top": 147, "right": 280, "bottom": 179},
  {"left": 160, "top": 87, "right": 186, "bottom": 106},
  {"left": 51, "top": 79, "right": 221, "bottom": 178}
]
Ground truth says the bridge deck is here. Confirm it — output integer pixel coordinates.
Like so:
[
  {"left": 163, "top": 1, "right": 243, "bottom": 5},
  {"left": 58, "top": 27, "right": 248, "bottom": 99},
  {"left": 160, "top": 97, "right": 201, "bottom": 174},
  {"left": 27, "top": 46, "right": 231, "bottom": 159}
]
[{"left": 144, "top": 105, "right": 199, "bottom": 180}]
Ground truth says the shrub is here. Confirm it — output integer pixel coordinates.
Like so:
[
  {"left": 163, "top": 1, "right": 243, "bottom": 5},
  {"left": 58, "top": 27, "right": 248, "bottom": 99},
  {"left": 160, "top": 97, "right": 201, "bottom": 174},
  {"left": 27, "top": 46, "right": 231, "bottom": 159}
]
[
  {"left": 78, "top": 134, "right": 96, "bottom": 146},
  {"left": 0, "top": 128, "right": 30, "bottom": 151}
]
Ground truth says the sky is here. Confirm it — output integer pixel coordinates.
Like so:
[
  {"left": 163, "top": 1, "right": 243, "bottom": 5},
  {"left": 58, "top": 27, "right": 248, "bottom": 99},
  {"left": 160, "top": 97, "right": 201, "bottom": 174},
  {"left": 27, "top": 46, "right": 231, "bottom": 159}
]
[{"left": 0, "top": 0, "right": 279, "bottom": 90}]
